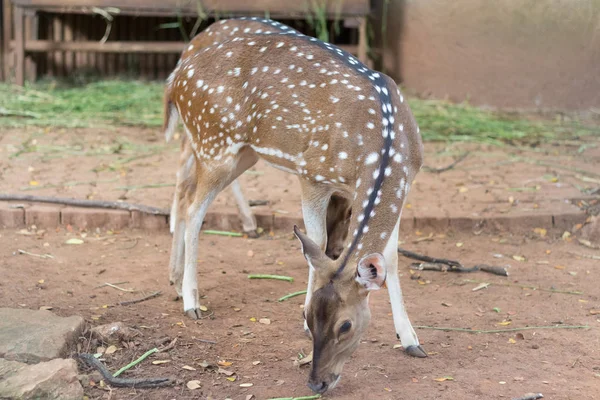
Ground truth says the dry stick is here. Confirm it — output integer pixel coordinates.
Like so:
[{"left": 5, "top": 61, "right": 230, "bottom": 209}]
[
  {"left": 157, "top": 338, "right": 178, "bottom": 353},
  {"left": 512, "top": 393, "right": 544, "bottom": 400},
  {"left": 78, "top": 353, "right": 172, "bottom": 388},
  {"left": 400, "top": 248, "right": 508, "bottom": 276},
  {"left": 94, "top": 281, "right": 129, "bottom": 289},
  {"left": 17, "top": 249, "right": 54, "bottom": 259},
  {"left": 568, "top": 251, "right": 600, "bottom": 261},
  {"left": 0, "top": 194, "right": 169, "bottom": 215},
  {"left": 104, "top": 282, "right": 136, "bottom": 292},
  {"left": 415, "top": 325, "right": 589, "bottom": 334},
  {"left": 119, "top": 291, "right": 161, "bottom": 306},
  {"left": 196, "top": 338, "right": 217, "bottom": 344},
  {"left": 422, "top": 152, "right": 470, "bottom": 173},
  {"left": 463, "top": 279, "right": 584, "bottom": 295},
  {"left": 203, "top": 229, "right": 243, "bottom": 237}
]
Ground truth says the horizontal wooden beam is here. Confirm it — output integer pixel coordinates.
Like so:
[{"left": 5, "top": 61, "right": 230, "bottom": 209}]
[{"left": 11, "top": 40, "right": 358, "bottom": 55}]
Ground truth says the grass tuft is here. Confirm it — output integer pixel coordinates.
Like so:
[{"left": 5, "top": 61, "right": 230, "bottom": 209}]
[{"left": 1, "top": 80, "right": 597, "bottom": 144}]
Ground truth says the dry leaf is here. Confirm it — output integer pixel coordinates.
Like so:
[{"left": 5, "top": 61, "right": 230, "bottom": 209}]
[
  {"left": 29, "top": 180, "right": 39, "bottom": 186},
  {"left": 508, "top": 338, "right": 517, "bottom": 344},
  {"left": 562, "top": 231, "right": 571, "bottom": 240},
  {"left": 259, "top": 318, "right": 271, "bottom": 325},
  {"left": 533, "top": 228, "right": 547, "bottom": 237},
  {"left": 411, "top": 377, "right": 419, "bottom": 383},
  {"left": 104, "top": 345, "right": 118, "bottom": 355},
  {"left": 39, "top": 306, "right": 53, "bottom": 311},
  {"left": 458, "top": 187, "right": 468, "bottom": 193},
  {"left": 384, "top": 387, "right": 392, "bottom": 392},
  {"left": 249, "top": 317, "right": 257, "bottom": 322},
  {"left": 239, "top": 383, "right": 253, "bottom": 388},
  {"left": 65, "top": 238, "right": 84, "bottom": 245},
  {"left": 393, "top": 344, "right": 403, "bottom": 349},
  {"left": 152, "top": 360, "right": 170, "bottom": 365},
  {"left": 512, "top": 255, "right": 526, "bottom": 262},
  {"left": 441, "top": 302, "right": 452, "bottom": 307},
  {"left": 252, "top": 361, "right": 261, "bottom": 365},
  {"left": 38, "top": 279, "right": 45, "bottom": 284},
  {"left": 233, "top": 307, "right": 241, "bottom": 312},
  {"left": 497, "top": 321, "right": 512, "bottom": 326},
  {"left": 187, "top": 380, "right": 201, "bottom": 390},
  {"left": 434, "top": 376, "right": 454, "bottom": 382},
  {"left": 456, "top": 242, "right": 464, "bottom": 247},
  {"left": 199, "top": 305, "right": 208, "bottom": 312},
  {"left": 218, "top": 361, "right": 233, "bottom": 367},
  {"left": 554, "top": 265, "right": 566, "bottom": 270},
  {"left": 218, "top": 368, "right": 235, "bottom": 376},
  {"left": 182, "top": 365, "right": 196, "bottom": 371},
  {"left": 226, "top": 376, "right": 237, "bottom": 382},
  {"left": 247, "top": 250, "right": 254, "bottom": 257},
  {"left": 590, "top": 310, "right": 600, "bottom": 315}
]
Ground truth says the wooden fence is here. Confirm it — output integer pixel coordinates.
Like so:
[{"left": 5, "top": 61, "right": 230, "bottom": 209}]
[{"left": 1, "top": 0, "right": 370, "bottom": 83}]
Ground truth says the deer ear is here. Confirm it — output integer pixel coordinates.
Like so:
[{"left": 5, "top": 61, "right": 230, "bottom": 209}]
[
  {"left": 293, "top": 225, "right": 326, "bottom": 266},
  {"left": 356, "top": 253, "right": 387, "bottom": 291}
]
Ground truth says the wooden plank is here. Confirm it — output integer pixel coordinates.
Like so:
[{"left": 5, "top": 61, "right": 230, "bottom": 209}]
[
  {"left": 14, "top": 6, "right": 25, "bottom": 85},
  {"left": 52, "top": 13, "right": 63, "bottom": 76},
  {"left": 13, "top": 40, "right": 358, "bottom": 55},
  {"left": 63, "top": 13, "right": 74, "bottom": 74},
  {"left": 11, "top": 0, "right": 370, "bottom": 17},
  {"left": 24, "top": 12, "right": 39, "bottom": 81},
  {"left": 3, "top": 0, "right": 14, "bottom": 82}
]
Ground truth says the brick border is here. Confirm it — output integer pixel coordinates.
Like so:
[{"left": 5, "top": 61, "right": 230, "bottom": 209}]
[{"left": 0, "top": 201, "right": 588, "bottom": 235}]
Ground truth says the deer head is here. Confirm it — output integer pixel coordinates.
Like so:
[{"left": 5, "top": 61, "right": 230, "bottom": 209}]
[{"left": 294, "top": 226, "right": 386, "bottom": 393}]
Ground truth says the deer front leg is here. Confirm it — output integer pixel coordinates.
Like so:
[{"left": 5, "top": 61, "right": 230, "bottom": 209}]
[
  {"left": 383, "top": 215, "right": 427, "bottom": 358},
  {"left": 299, "top": 181, "right": 331, "bottom": 334},
  {"left": 229, "top": 179, "right": 258, "bottom": 237}
]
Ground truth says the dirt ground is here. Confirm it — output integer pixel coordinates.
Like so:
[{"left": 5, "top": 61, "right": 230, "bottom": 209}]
[
  {"left": 1, "top": 226, "right": 598, "bottom": 400},
  {"left": 1, "top": 126, "right": 599, "bottom": 228}
]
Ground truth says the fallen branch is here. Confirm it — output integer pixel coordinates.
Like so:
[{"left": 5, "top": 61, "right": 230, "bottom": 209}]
[
  {"left": 463, "top": 279, "right": 583, "bottom": 295},
  {"left": 512, "top": 393, "right": 544, "bottom": 400},
  {"left": 0, "top": 194, "right": 168, "bottom": 215},
  {"left": 422, "top": 152, "right": 470, "bottom": 173},
  {"left": 18, "top": 249, "right": 54, "bottom": 259},
  {"left": 278, "top": 290, "right": 307, "bottom": 302},
  {"left": 113, "top": 348, "right": 159, "bottom": 377},
  {"left": 157, "top": 338, "right": 178, "bottom": 353},
  {"left": 78, "top": 353, "right": 172, "bottom": 388},
  {"left": 415, "top": 325, "right": 589, "bottom": 334},
  {"left": 248, "top": 274, "right": 294, "bottom": 282},
  {"left": 400, "top": 248, "right": 509, "bottom": 276},
  {"left": 119, "top": 291, "right": 161, "bottom": 306}
]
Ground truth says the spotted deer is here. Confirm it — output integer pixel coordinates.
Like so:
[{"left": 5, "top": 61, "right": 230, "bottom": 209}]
[
  {"left": 167, "top": 18, "right": 351, "bottom": 258},
  {"left": 163, "top": 17, "right": 425, "bottom": 394}
]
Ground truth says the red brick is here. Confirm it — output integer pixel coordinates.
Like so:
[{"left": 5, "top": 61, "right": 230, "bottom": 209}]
[
  {"left": 0, "top": 204, "right": 25, "bottom": 228},
  {"left": 130, "top": 211, "right": 169, "bottom": 231},
  {"left": 25, "top": 205, "right": 61, "bottom": 228},
  {"left": 61, "top": 207, "right": 130, "bottom": 230}
]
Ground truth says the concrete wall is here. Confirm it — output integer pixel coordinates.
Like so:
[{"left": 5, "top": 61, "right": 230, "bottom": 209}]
[{"left": 381, "top": 0, "right": 600, "bottom": 110}]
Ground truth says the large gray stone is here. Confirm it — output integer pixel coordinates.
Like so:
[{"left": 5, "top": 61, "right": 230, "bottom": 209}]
[
  {"left": 0, "top": 358, "right": 83, "bottom": 400},
  {"left": 0, "top": 308, "right": 84, "bottom": 364}
]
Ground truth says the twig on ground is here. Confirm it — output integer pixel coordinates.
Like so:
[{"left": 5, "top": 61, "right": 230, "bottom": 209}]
[
  {"left": 17, "top": 249, "right": 54, "bottom": 259},
  {"left": 157, "top": 338, "right": 178, "bottom": 353},
  {"left": 568, "top": 251, "right": 600, "bottom": 261},
  {"left": 116, "top": 183, "right": 174, "bottom": 190},
  {"left": 463, "top": 279, "right": 583, "bottom": 295},
  {"left": 78, "top": 353, "right": 171, "bottom": 388},
  {"left": 248, "top": 274, "right": 294, "bottom": 282},
  {"left": 112, "top": 348, "right": 159, "bottom": 377},
  {"left": 415, "top": 325, "right": 589, "bottom": 334},
  {"left": 202, "top": 230, "right": 243, "bottom": 237},
  {"left": 0, "top": 194, "right": 168, "bottom": 215},
  {"left": 278, "top": 290, "right": 307, "bottom": 302},
  {"left": 119, "top": 291, "right": 161, "bottom": 306},
  {"left": 94, "top": 281, "right": 129, "bottom": 289},
  {"left": 196, "top": 338, "right": 217, "bottom": 344},
  {"left": 249, "top": 199, "right": 269, "bottom": 206},
  {"left": 511, "top": 393, "right": 544, "bottom": 400},
  {"left": 104, "top": 283, "right": 136, "bottom": 293},
  {"left": 401, "top": 248, "right": 509, "bottom": 276},
  {"left": 422, "top": 152, "right": 470, "bottom": 173}
]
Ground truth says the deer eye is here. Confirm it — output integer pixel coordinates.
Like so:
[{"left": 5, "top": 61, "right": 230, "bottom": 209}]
[{"left": 339, "top": 320, "right": 352, "bottom": 334}]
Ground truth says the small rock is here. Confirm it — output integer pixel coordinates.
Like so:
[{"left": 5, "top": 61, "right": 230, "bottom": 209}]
[
  {"left": 0, "top": 358, "right": 83, "bottom": 400},
  {"left": 91, "top": 322, "right": 139, "bottom": 345},
  {"left": 532, "top": 344, "right": 540, "bottom": 349},
  {"left": 0, "top": 308, "right": 84, "bottom": 363},
  {"left": 259, "top": 318, "right": 271, "bottom": 325}
]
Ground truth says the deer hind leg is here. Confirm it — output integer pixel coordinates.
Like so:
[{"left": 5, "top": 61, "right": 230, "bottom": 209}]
[
  {"left": 168, "top": 141, "right": 195, "bottom": 297},
  {"left": 383, "top": 215, "right": 427, "bottom": 358},
  {"left": 182, "top": 148, "right": 258, "bottom": 319},
  {"left": 299, "top": 180, "right": 333, "bottom": 334},
  {"left": 229, "top": 179, "right": 258, "bottom": 237}
]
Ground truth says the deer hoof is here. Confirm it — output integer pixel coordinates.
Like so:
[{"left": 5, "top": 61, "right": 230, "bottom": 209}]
[
  {"left": 405, "top": 344, "right": 427, "bottom": 358},
  {"left": 185, "top": 308, "right": 202, "bottom": 320},
  {"left": 245, "top": 229, "right": 260, "bottom": 239}
]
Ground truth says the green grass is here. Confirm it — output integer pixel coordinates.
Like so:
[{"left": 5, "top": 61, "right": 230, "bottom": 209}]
[{"left": 1, "top": 80, "right": 597, "bottom": 144}]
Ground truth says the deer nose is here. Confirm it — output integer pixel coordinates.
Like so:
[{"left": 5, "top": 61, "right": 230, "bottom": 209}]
[{"left": 308, "top": 381, "right": 329, "bottom": 394}]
